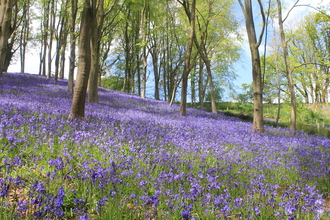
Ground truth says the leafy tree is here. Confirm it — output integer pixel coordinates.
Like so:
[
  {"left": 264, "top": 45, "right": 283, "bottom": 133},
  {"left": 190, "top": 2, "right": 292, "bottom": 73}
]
[
  {"left": 288, "top": 12, "right": 330, "bottom": 104},
  {"left": 101, "top": 74, "right": 124, "bottom": 91},
  {"left": 236, "top": 83, "right": 253, "bottom": 103}
]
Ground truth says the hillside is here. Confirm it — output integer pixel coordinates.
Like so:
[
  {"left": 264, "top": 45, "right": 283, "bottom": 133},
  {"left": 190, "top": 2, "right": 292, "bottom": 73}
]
[{"left": 0, "top": 72, "right": 329, "bottom": 219}]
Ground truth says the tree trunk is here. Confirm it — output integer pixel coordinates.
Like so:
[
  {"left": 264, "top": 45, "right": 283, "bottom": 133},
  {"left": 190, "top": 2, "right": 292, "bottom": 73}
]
[
  {"left": 68, "top": 0, "right": 78, "bottom": 93},
  {"left": 180, "top": 0, "right": 196, "bottom": 116},
  {"left": 20, "top": 0, "right": 30, "bottom": 73},
  {"left": 275, "top": 52, "right": 281, "bottom": 124},
  {"left": 47, "top": 0, "right": 56, "bottom": 79},
  {"left": 0, "top": 0, "right": 14, "bottom": 76},
  {"left": 41, "top": 1, "right": 50, "bottom": 77},
  {"left": 88, "top": 0, "right": 104, "bottom": 103},
  {"left": 69, "top": 0, "right": 92, "bottom": 119},
  {"left": 55, "top": 0, "right": 69, "bottom": 82},
  {"left": 276, "top": 0, "right": 296, "bottom": 133},
  {"left": 151, "top": 46, "right": 160, "bottom": 100},
  {"left": 140, "top": 0, "right": 148, "bottom": 98},
  {"left": 238, "top": 0, "right": 265, "bottom": 132},
  {"left": 207, "top": 65, "right": 217, "bottom": 113},
  {"left": 60, "top": 39, "right": 67, "bottom": 79},
  {"left": 198, "top": 58, "right": 204, "bottom": 107}
]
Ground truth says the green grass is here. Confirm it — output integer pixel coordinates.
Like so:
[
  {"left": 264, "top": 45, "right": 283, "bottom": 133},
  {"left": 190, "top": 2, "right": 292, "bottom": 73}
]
[{"left": 189, "top": 102, "right": 330, "bottom": 137}]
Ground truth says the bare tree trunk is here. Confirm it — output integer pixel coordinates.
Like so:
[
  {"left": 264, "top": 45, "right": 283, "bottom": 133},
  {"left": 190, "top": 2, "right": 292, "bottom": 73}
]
[
  {"left": 180, "top": 0, "right": 196, "bottom": 116},
  {"left": 38, "top": 35, "right": 43, "bottom": 75},
  {"left": 88, "top": 0, "right": 104, "bottom": 103},
  {"left": 151, "top": 46, "right": 160, "bottom": 100},
  {"left": 0, "top": 0, "right": 15, "bottom": 76},
  {"left": 69, "top": 0, "right": 92, "bottom": 119},
  {"left": 140, "top": 0, "right": 148, "bottom": 98},
  {"left": 276, "top": 0, "right": 296, "bottom": 133},
  {"left": 275, "top": 48, "right": 281, "bottom": 124},
  {"left": 198, "top": 58, "right": 204, "bottom": 107},
  {"left": 41, "top": 1, "right": 50, "bottom": 77},
  {"left": 20, "top": 0, "right": 30, "bottom": 73},
  {"left": 59, "top": 38, "right": 67, "bottom": 79},
  {"left": 238, "top": 0, "right": 265, "bottom": 132},
  {"left": 55, "top": 0, "right": 69, "bottom": 81},
  {"left": 47, "top": 0, "right": 56, "bottom": 79},
  {"left": 203, "top": 55, "right": 217, "bottom": 113},
  {"left": 68, "top": 0, "right": 78, "bottom": 92}
]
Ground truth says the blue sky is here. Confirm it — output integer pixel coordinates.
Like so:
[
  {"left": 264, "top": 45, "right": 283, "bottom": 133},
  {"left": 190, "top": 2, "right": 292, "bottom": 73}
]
[{"left": 233, "top": 0, "right": 329, "bottom": 91}]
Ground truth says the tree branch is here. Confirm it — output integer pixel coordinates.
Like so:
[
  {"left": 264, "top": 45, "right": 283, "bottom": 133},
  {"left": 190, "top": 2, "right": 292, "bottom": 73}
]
[
  {"left": 283, "top": 0, "right": 300, "bottom": 23},
  {"left": 295, "top": 4, "right": 330, "bottom": 18},
  {"left": 257, "top": 0, "right": 266, "bottom": 47},
  {"left": 291, "top": 62, "right": 330, "bottom": 73}
]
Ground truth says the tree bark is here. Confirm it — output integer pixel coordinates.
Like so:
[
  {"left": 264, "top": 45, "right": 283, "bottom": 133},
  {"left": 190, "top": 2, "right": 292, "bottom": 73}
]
[
  {"left": 0, "top": 0, "right": 15, "bottom": 76},
  {"left": 198, "top": 58, "right": 204, "bottom": 107},
  {"left": 151, "top": 45, "right": 160, "bottom": 100},
  {"left": 20, "top": 0, "right": 30, "bottom": 73},
  {"left": 276, "top": 0, "right": 296, "bottom": 133},
  {"left": 180, "top": 0, "right": 196, "bottom": 116},
  {"left": 68, "top": 0, "right": 78, "bottom": 93},
  {"left": 47, "top": 0, "right": 56, "bottom": 79},
  {"left": 140, "top": 0, "right": 148, "bottom": 98},
  {"left": 54, "top": 0, "right": 69, "bottom": 82},
  {"left": 69, "top": 0, "right": 92, "bottom": 119},
  {"left": 41, "top": 0, "right": 50, "bottom": 77},
  {"left": 88, "top": 0, "right": 104, "bottom": 103},
  {"left": 238, "top": 0, "right": 265, "bottom": 132}
]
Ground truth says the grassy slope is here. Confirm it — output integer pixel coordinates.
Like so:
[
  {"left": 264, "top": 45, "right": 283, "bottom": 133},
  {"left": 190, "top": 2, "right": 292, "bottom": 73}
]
[{"left": 189, "top": 102, "right": 330, "bottom": 137}]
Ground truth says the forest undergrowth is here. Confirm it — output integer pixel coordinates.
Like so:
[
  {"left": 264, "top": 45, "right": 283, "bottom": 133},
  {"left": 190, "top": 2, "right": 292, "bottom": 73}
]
[{"left": 0, "top": 72, "right": 330, "bottom": 219}]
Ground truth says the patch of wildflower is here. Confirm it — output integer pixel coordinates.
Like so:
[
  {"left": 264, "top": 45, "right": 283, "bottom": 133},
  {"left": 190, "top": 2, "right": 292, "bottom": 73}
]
[{"left": 0, "top": 72, "right": 329, "bottom": 219}]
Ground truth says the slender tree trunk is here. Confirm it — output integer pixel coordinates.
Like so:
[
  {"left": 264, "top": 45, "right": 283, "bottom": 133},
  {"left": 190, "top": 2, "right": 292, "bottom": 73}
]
[
  {"left": 123, "top": 19, "right": 130, "bottom": 93},
  {"left": 69, "top": 0, "right": 92, "bottom": 119},
  {"left": 198, "top": 58, "right": 204, "bottom": 107},
  {"left": 151, "top": 48, "right": 160, "bottom": 100},
  {"left": 205, "top": 58, "right": 217, "bottom": 113},
  {"left": 38, "top": 35, "right": 43, "bottom": 75},
  {"left": 42, "top": 1, "right": 50, "bottom": 77},
  {"left": 88, "top": 0, "right": 104, "bottom": 103},
  {"left": 47, "top": 0, "right": 56, "bottom": 79},
  {"left": 191, "top": 68, "right": 196, "bottom": 106},
  {"left": 140, "top": 0, "right": 148, "bottom": 98},
  {"left": 275, "top": 50, "right": 281, "bottom": 124},
  {"left": 60, "top": 38, "right": 67, "bottom": 79},
  {"left": 238, "top": 0, "right": 265, "bottom": 132},
  {"left": 54, "top": 32, "right": 61, "bottom": 81},
  {"left": 276, "top": 0, "right": 296, "bottom": 133},
  {"left": 55, "top": 0, "right": 69, "bottom": 81},
  {"left": 180, "top": 0, "right": 196, "bottom": 116},
  {"left": 20, "top": 0, "right": 30, "bottom": 73},
  {"left": 68, "top": 0, "right": 78, "bottom": 92}
]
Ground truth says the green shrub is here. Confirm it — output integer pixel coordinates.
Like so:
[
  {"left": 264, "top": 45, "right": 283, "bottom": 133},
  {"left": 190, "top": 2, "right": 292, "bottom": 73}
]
[{"left": 101, "top": 75, "right": 124, "bottom": 91}]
